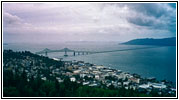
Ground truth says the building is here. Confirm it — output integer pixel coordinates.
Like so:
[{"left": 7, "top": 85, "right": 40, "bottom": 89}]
[
  {"left": 150, "top": 83, "right": 167, "bottom": 89},
  {"left": 70, "top": 77, "right": 76, "bottom": 82},
  {"left": 139, "top": 84, "right": 150, "bottom": 89},
  {"left": 129, "top": 77, "right": 140, "bottom": 83}
]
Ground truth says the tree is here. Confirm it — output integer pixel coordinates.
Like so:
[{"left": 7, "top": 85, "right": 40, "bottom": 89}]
[{"left": 3, "top": 87, "right": 20, "bottom": 97}]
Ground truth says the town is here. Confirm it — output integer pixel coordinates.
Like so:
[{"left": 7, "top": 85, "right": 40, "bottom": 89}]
[
  {"left": 57, "top": 60, "right": 176, "bottom": 96},
  {"left": 3, "top": 50, "right": 176, "bottom": 97}
]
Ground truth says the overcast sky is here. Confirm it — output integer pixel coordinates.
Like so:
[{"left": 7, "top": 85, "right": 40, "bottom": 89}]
[{"left": 3, "top": 3, "right": 176, "bottom": 43}]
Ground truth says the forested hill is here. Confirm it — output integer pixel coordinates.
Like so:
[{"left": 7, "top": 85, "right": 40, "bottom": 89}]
[{"left": 122, "top": 37, "right": 176, "bottom": 46}]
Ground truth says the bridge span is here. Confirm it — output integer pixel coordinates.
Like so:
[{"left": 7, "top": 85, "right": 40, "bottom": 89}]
[
  {"left": 35, "top": 48, "right": 94, "bottom": 56},
  {"left": 35, "top": 46, "right": 159, "bottom": 57}
]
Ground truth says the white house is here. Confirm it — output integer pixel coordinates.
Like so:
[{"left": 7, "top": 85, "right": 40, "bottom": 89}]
[{"left": 70, "top": 77, "right": 76, "bottom": 82}]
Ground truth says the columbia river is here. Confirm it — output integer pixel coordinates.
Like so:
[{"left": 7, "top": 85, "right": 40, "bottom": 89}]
[{"left": 3, "top": 42, "right": 176, "bottom": 83}]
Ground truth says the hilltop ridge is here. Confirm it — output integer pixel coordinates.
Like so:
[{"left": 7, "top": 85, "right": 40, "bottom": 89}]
[{"left": 121, "top": 37, "right": 176, "bottom": 46}]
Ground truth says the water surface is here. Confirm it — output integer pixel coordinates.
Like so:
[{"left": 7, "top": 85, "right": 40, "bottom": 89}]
[{"left": 3, "top": 42, "right": 176, "bottom": 82}]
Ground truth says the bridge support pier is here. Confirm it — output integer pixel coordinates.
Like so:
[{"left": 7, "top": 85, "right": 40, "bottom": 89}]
[
  {"left": 73, "top": 52, "right": 75, "bottom": 56},
  {"left": 45, "top": 51, "right": 48, "bottom": 56},
  {"left": 64, "top": 50, "right": 68, "bottom": 56}
]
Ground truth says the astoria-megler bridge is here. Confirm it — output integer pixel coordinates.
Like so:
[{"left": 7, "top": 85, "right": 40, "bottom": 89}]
[
  {"left": 35, "top": 48, "right": 94, "bottom": 57},
  {"left": 35, "top": 47, "right": 158, "bottom": 57}
]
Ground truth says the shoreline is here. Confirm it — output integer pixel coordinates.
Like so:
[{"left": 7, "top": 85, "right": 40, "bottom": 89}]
[
  {"left": 53, "top": 57, "right": 176, "bottom": 85},
  {"left": 59, "top": 59, "right": 176, "bottom": 95}
]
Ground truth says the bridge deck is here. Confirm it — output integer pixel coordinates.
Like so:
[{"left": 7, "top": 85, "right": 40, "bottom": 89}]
[{"left": 35, "top": 46, "right": 160, "bottom": 55}]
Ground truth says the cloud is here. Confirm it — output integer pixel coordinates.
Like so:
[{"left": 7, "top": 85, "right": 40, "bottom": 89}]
[
  {"left": 100, "top": 3, "right": 176, "bottom": 33},
  {"left": 3, "top": 3, "right": 176, "bottom": 43},
  {"left": 126, "top": 3, "right": 176, "bottom": 33},
  {"left": 3, "top": 11, "right": 33, "bottom": 35},
  {"left": 3, "top": 12, "right": 23, "bottom": 26}
]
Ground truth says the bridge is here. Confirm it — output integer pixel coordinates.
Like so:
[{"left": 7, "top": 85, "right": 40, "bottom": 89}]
[
  {"left": 35, "top": 48, "right": 94, "bottom": 57},
  {"left": 35, "top": 46, "right": 160, "bottom": 57}
]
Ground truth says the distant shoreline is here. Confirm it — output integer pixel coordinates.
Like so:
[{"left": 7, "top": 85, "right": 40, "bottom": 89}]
[{"left": 122, "top": 37, "right": 176, "bottom": 46}]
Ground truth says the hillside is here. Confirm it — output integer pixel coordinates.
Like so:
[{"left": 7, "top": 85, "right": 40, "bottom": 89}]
[{"left": 122, "top": 37, "right": 176, "bottom": 46}]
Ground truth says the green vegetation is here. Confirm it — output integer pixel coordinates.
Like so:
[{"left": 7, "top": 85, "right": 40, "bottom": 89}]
[
  {"left": 4, "top": 70, "right": 152, "bottom": 97},
  {"left": 3, "top": 50, "right": 63, "bottom": 68}
]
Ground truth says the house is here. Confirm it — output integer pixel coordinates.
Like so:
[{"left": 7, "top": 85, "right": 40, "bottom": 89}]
[
  {"left": 73, "top": 70, "right": 81, "bottom": 74},
  {"left": 129, "top": 77, "right": 140, "bottom": 83},
  {"left": 150, "top": 83, "right": 167, "bottom": 89},
  {"left": 70, "top": 77, "right": 76, "bottom": 82},
  {"left": 95, "top": 75, "right": 100, "bottom": 80},
  {"left": 139, "top": 84, "right": 150, "bottom": 89},
  {"left": 56, "top": 77, "right": 63, "bottom": 83},
  {"left": 80, "top": 73, "right": 86, "bottom": 78},
  {"left": 41, "top": 77, "right": 47, "bottom": 81},
  {"left": 95, "top": 65, "right": 105, "bottom": 69},
  {"left": 83, "top": 82, "right": 90, "bottom": 85},
  {"left": 130, "top": 85, "right": 137, "bottom": 90},
  {"left": 123, "top": 81, "right": 130, "bottom": 86}
]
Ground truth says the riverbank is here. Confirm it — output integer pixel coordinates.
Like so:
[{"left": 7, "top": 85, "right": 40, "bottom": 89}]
[{"left": 59, "top": 59, "right": 176, "bottom": 96}]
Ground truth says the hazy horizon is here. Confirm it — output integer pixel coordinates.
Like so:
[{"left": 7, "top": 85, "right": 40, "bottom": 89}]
[{"left": 3, "top": 3, "right": 176, "bottom": 44}]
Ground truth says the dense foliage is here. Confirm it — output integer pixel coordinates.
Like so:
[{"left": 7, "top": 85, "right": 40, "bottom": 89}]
[
  {"left": 4, "top": 70, "right": 153, "bottom": 97},
  {"left": 3, "top": 50, "right": 63, "bottom": 68}
]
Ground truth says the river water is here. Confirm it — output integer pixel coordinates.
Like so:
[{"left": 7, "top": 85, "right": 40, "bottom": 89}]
[{"left": 3, "top": 42, "right": 176, "bottom": 83}]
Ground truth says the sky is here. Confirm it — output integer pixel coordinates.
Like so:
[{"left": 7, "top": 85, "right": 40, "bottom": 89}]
[{"left": 3, "top": 3, "right": 176, "bottom": 43}]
